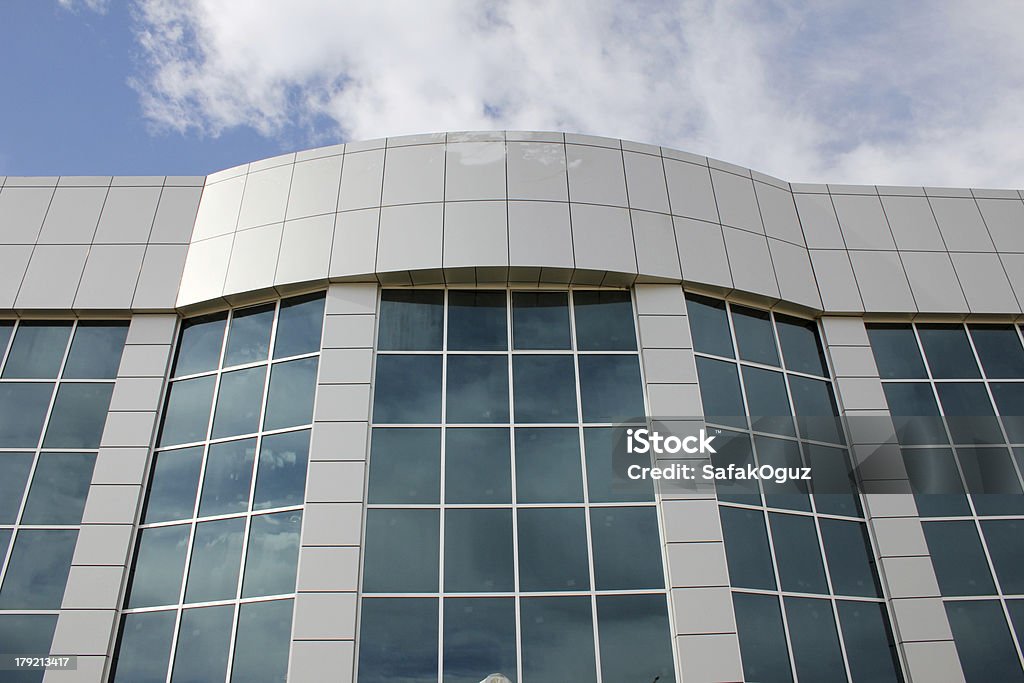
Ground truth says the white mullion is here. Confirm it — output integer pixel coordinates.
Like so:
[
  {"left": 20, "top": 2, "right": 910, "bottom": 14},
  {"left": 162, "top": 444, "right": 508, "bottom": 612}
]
[
  {"left": 506, "top": 289, "right": 524, "bottom": 683},
  {"left": 436, "top": 288, "right": 449, "bottom": 683}
]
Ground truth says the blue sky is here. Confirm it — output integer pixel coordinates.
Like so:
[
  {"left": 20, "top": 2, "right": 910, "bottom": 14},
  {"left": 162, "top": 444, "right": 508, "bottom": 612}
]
[{"left": 3, "top": 1, "right": 1024, "bottom": 186}]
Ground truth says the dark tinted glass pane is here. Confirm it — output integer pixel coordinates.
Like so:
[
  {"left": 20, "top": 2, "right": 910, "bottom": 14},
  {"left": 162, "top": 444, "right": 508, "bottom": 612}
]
[
  {"left": 273, "top": 293, "right": 325, "bottom": 359},
  {"left": 958, "top": 446, "right": 1024, "bottom": 515},
  {"left": 145, "top": 447, "right": 202, "bottom": 523},
  {"left": 1009, "top": 601, "right": 1024, "bottom": 659},
  {"left": 63, "top": 323, "right": 128, "bottom": 379},
  {"left": 789, "top": 375, "right": 843, "bottom": 443},
  {"left": 820, "top": 519, "right": 881, "bottom": 597},
  {"left": 573, "top": 290, "right": 636, "bottom": 351},
  {"left": 171, "top": 604, "right": 233, "bottom": 683},
  {"left": 517, "top": 508, "right": 590, "bottom": 591},
  {"left": 448, "top": 290, "right": 507, "bottom": 351},
  {"left": 43, "top": 382, "right": 113, "bottom": 448},
  {"left": 368, "top": 427, "right": 441, "bottom": 504},
  {"left": 918, "top": 324, "right": 980, "bottom": 379},
  {"left": 584, "top": 427, "right": 654, "bottom": 503},
  {"left": 732, "top": 305, "right": 779, "bottom": 365},
  {"left": 1, "top": 322, "right": 71, "bottom": 379},
  {"left": 242, "top": 511, "right": 302, "bottom": 597},
  {"left": 755, "top": 436, "right": 810, "bottom": 511},
  {"left": 591, "top": 506, "right": 664, "bottom": 590},
  {"left": 0, "top": 321, "right": 12, "bottom": 361},
  {"left": 0, "top": 614, "right": 57, "bottom": 683},
  {"left": 597, "top": 594, "right": 676, "bottom": 683},
  {"left": 768, "top": 512, "right": 828, "bottom": 594},
  {"left": 173, "top": 313, "right": 226, "bottom": 377},
  {"left": 443, "top": 598, "right": 516, "bottom": 683},
  {"left": 378, "top": 290, "right": 444, "bottom": 351},
  {"left": 444, "top": 509, "right": 514, "bottom": 592},
  {"left": 199, "top": 438, "right": 256, "bottom": 517},
  {"left": 837, "top": 601, "right": 902, "bottom": 683},
  {"left": 867, "top": 324, "right": 927, "bottom": 379},
  {"left": 923, "top": 521, "right": 995, "bottom": 596},
  {"left": 21, "top": 452, "right": 95, "bottom": 524},
  {"left": 373, "top": 355, "right": 442, "bottom": 424},
  {"left": 358, "top": 598, "right": 438, "bottom": 683},
  {"left": 363, "top": 509, "right": 439, "bottom": 593},
  {"left": 733, "top": 592, "right": 792, "bottom": 683},
  {"left": 512, "top": 355, "right": 577, "bottom": 423},
  {"left": 224, "top": 303, "right": 274, "bottom": 367},
  {"left": 902, "top": 447, "right": 971, "bottom": 517},
  {"left": 0, "top": 529, "right": 77, "bottom": 609},
  {"left": 520, "top": 596, "right": 597, "bottom": 683},
  {"left": 253, "top": 429, "right": 310, "bottom": 510},
  {"left": 127, "top": 525, "right": 189, "bottom": 607},
  {"left": 743, "top": 366, "right": 795, "bottom": 436},
  {"left": 184, "top": 517, "right": 245, "bottom": 602},
  {"left": 970, "top": 325, "right": 1024, "bottom": 379},
  {"left": 992, "top": 383, "right": 1024, "bottom": 442},
  {"left": 696, "top": 357, "right": 745, "bottom": 429},
  {"left": 686, "top": 294, "right": 733, "bottom": 357},
  {"left": 0, "top": 529, "right": 8, "bottom": 564},
  {"left": 0, "top": 452, "right": 34, "bottom": 523},
  {"left": 946, "top": 601, "right": 1024, "bottom": 683},
  {"left": 159, "top": 376, "right": 215, "bottom": 446},
  {"left": 0, "top": 383, "right": 54, "bottom": 448},
  {"left": 807, "top": 444, "right": 862, "bottom": 516},
  {"left": 775, "top": 314, "right": 827, "bottom": 376},
  {"left": 445, "top": 428, "right": 511, "bottom": 503},
  {"left": 446, "top": 355, "right": 509, "bottom": 423},
  {"left": 982, "top": 520, "right": 1024, "bottom": 594},
  {"left": 512, "top": 291, "right": 571, "bottom": 350},
  {"left": 212, "top": 366, "right": 266, "bottom": 438},
  {"left": 719, "top": 506, "right": 775, "bottom": 590},
  {"left": 711, "top": 430, "right": 761, "bottom": 506},
  {"left": 578, "top": 355, "right": 644, "bottom": 423},
  {"left": 263, "top": 357, "right": 317, "bottom": 430},
  {"left": 936, "top": 383, "right": 1003, "bottom": 445},
  {"left": 515, "top": 427, "right": 583, "bottom": 503},
  {"left": 882, "top": 383, "right": 947, "bottom": 446},
  {"left": 784, "top": 597, "right": 846, "bottom": 683},
  {"left": 229, "top": 599, "right": 294, "bottom": 683},
  {"left": 112, "top": 611, "right": 174, "bottom": 683}
]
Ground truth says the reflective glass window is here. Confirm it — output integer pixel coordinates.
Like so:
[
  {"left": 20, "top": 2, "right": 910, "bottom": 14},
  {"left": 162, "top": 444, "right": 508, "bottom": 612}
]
[
  {"left": 0, "top": 383, "right": 54, "bottom": 448},
  {"left": 520, "top": 596, "right": 597, "bottom": 683},
  {"left": 882, "top": 383, "right": 947, "bottom": 445},
  {"left": 981, "top": 519, "right": 1024, "bottom": 594},
  {"left": 42, "top": 382, "right": 113, "bottom": 448},
  {"left": 21, "top": 452, "right": 95, "bottom": 524},
  {"left": 358, "top": 598, "right": 438, "bottom": 683},
  {"left": 819, "top": 518, "right": 881, "bottom": 597},
  {"left": 159, "top": 376, "right": 215, "bottom": 447},
  {"left": 512, "top": 355, "right": 577, "bottom": 423},
  {"left": 62, "top": 322, "right": 128, "bottom": 379},
  {"left": 0, "top": 529, "right": 77, "bottom": 609},
  {"left": 590, "top": 507, "right": 664, "bottom": 590},
  {"left": 946, "top": 601, "right": 1024, "bottom": 683},
  {"left": 756, "top": 436, "right": 809, "bottom": 511},
  {"left": 242, "top": 511, "right": 302, "bottom": 597},
  {"left": 806, "top": 444, "right": 861, "bottom": 517},
  {"left": 144, "top": 447, "right": 203, "bottom": 523},
  {"left": 784, "top": 596, "right": 846, "bottom": 683},
  {"left": 775, "top": 314, "right": 827, "bottom": 377},
  {"left": 514, "top": 427, "right": 583, "bottom": 503},
  {"left": 743, "top": 366, "right": 795, "bottom": 436},
  {"left": 0, "top": 529, "right": 9, "bottom": 564},
  {"left": 902, "top": 447, "right": 971, "bottom": 517},
  {"left": 229, "top": 600, "right": 294, "bottom": 683},
  {"left": 363, "top": 509, "right": 439, "bottom": 593},
  {"left": 923, "top": 521, "right": 996, "bottom": 596},
  {"left": 970, "top": 324, "right": 1024, "bottom": 379},
  {"left": 273, "top": 293, "right": 325, "bottom": 359},
  {"left": 0, "top": 452, "right": 34, "bottom": 523},
  {"left": 0, "top": 614, "right": 57, "bottom": 683},
  {"left": 733, "top": 592, "right": 792, "bottom": 683},
  {"left": 199, "top": 438, "right": 256, "bottom": 517},
  {"left": 212, "top": 366, "right": 266, "bottom": 438},
  {"left": 447, "top": 290, "right": 507, "bottom": 350},
  {"left": 367, "top": 427, "right": 440, "bottom": 504},
  {"left": 184, "top": 517, "right": 245, "bottom": 603},
  {"left": 957, "top": 446, "right": 1024, "bottom": 515},
  {"left": 512, "top": 291, "right": 571, "bottom": 350},
  {"left": 867, "top": 324, "right": 928, "bottom": 379},
  {"left": 0, "top": 320, "right": 12, "bottom": 360},
  {"left": 171, "top": 604, "right": 233, "bottom": 683},
  {"left": 443, "top": 598, "right": 516, "bottom": 683},
  {"left": 583, "top": 427, "right": 654, "bottom": 503},
  {"left": 936, "top": 382, "right": 1002, "bottom": 444},
  {"left": 768, "top": 512, "right": 828, "bottom": 594},
  {"left": 445, "top": 428, "right": 511, "bottom": 503},
  {"left": 918, "top": 324, "right": 980, "bottom": 379},
  {"left": 686, "top": 294, "right": 734, "bottom": 357},
  {"left": 223, "top": 303, "right": 274, "bottom": 367},
  {"left": 732, "top": 305, "right": 779, "bottom": 365},
  {"left": 837, "top": 601, "right": 902, "bottom": 683},
  {"left": 711, "top": 430, "right": 761, "bottom": 506},
  {"left": 517, "top": 508, "right": 590, "bottom": 591},
  {"left": 127, "top": 525, "right": 189, "bottom": 608},
  {"left": 719, "top": 506, "right": 775, "bottom": 590},
  {"left": 696, "top": 356, "right": 745, "bottom": 428},
  {"left": 173, "top": 313, "right": 226, "bottom": 377},
  {"left": 573, "top": 290, "right": 636, "bottom": 351},
  {"left": 263, "top": 357, "right": 317, "bottom": 430},
  {"left": 1, "top": 322, "right": 71, "bottom": 379},
  {"left": 378, "top": 290, "right": 443, "bottom": 351},
  {"left": 596, "top": 594, "right": 676, "bottom": 683},
  {"left": 111, "top": 611, "right": 175, "bottom": 683},
  {"left": 991, "top": 383, "right": 1024, "bottom": 442},
  {"left": 444, "top": 509, "right": 514, "bottom": 592},
  {"left": 446, "top": 355, "right": 509, "bottom": 424},
  {"left": 373, "top": 355, "right": 442, "bottom": 424},
  {"left": 253, "top": 429, "right": 309, "bottom": 510},
  {"left": 788, "top": 375, "right": 842, "bottom": 444},
  {"left": 577, "top": 355, "right": 645, "bottom": 423}
]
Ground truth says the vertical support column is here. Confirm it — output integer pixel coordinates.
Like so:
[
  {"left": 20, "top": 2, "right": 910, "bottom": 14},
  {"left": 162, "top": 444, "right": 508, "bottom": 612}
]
[
  {"left": 288, "top": 283, "right": 377, "bottom": 683},
  {"left": 45, "top": 314, "right": 178, "bottom": 683},
  {"left": 821, "top": 316, "right": 965, "bottom": 683},
  {"left": 635, "top": 284, "right": 744, "bottom": 683}
]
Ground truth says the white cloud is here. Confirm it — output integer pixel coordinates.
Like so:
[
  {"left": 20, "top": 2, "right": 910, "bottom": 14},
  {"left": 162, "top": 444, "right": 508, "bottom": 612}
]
[
  {"left": 128, "top": 0, "right": 1024, "bottom": 187},
  {"left": 57, "top": 0, "right": 109, "bottom": 13}
]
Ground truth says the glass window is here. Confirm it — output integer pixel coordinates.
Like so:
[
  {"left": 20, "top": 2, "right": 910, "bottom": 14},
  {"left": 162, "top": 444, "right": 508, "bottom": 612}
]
[
  {"left": 686, "top": 294, "right": 734, "bottom": 358},
  {"left": 867, "top": 324, "right": 927, "bottom": 379},
  {"left": 784, "top": 596, "right": 846, "bottom": 683},
  {"left": 229, "top": 599, "right": 294, "bottom": 683},
  {"left": 223, "top": 303, "right": 274, "bottom": 367},
  {"left": 212, "top": 366, "right": 266, "bottom": 438},
  {"left": 918, "top": 324, "right": 980, "bottom": 379},
  {"left": 957, "top": 446, "right": 1024, "bottom": 515},
  {"left": 0, "top": 382, "right": 54, "bottom": 448},
  {"left": 445, "top": 428, "right": 511, "bottom": 503},
  {"left": 111, "top": 611, "right": 175, "bottom": 683},
  {"left": 775, "top": 314, "right": 827, "bottom": 377},
  {"left": 512, "top": 355, "right": 577, "bottom": 423},
  {"left": 982, "top": 519, "right": 1024, "bottom": 594},
  {"left": 378, "top": 290, "right": 443, "bottom": 351},
  {"left": 902, "top": 447, "right": 972, "bottom": 517},
  {"left": 173, "top": 313, "right": 226, "bottom": 377},
  {"left": 373, "top": 355, "right": 442, "bottom": 424},
  {"left": 882, "top": 383, "right": 947, "bottom": 446},
  {"left": 819, "top": 518, "right": 881, "bottom": 597},
  {"left": 578, "top": 355, "right": 645, "bottom": 423},
  {"left": 923, "top": 521, "right": 996, "bottom": 596},
  {"left": 443, "top": 598, "right": 516, "bottom": 683},
  {"left": 0, "top": 529, "right": 9, "bottom": 565},
  {"left": 444, "top": 509, "right": 514, "bottom": 592},
  {"left": 991, "top": 383, "right": 1024, "bottom": 442},
  {"left": 788, "top": 375, "right": 843, "bottom": 444},
  {"left": 514, "top": 427, "right": 583, "bottom": 504},
  {"left": 806, "top": 444, "right": 861, "bottom": 517},
  {"left": 273, "top": 293, "right": 325, "bottom": 359},
  {"left": 447, "top": 290, "right": 507, "bottom": 351},
  {"left": 184, "top": 517, "right": 245, "bottom": 603},
  {"left": 253, "top": 429, "right": 310, "bottom": 510},
  {"left": 1, "top": 322, "right": 71, "bottom": 379},
  {"left": 0, "top": 320, "right": 12, "bottom": 360},
  {"left": 127, "top": 525, "right": 190, "bottom": 608},
  {"left": 768, "top": 512, "right": 828, "bottom": 594},
  {"left": 367, "top": 427, "right": 440, "bottom": 504},
  {"left": 837, "top": 601, "right": 902, "bottom": 683},
  {"left": 937, "top": 383, "right": 1002, "bottom": 445},
  {"left": 242, "top": 511, "right": 302, "bottom": 597},
  {"left": 144, "top": 447, "right": 203, "bottom": 523},
  {"left": 512, "top": 291, "right": 571, "bottom": 350},
  {"left": 590, "top": 507, "right": 664, "bottom": 590},
  {"left": 363, "top": 509, "right": 439, "bottom": 593},
  {"left": 517, "top": 508, "right": 590, "bottom": 591},
  {"left": 711, "top": 430, "right": 761, "bottom": 506},
  {"left": 733, "top": 592, "right": 792, "bottom": 683},
  {"left": 446, "top": 355, "right": 509, "bottom": 424},
  {"left": 0, "top": 529, "right": 78, "bottom": 609},
  {"left": 719, "top": 506, "right": 775, "bottom": 590},
  {"left": 743, "top": 366, "right": 795, "bottom": 436},
  {"left": 970, "top": 324, "right": 1024, "bottom": 379},
  {"left": 946, "top": 601, "right": 1024, "bottom": 683},
  {"left": 597, "top": 594, "right": 676, "bottom": 683},
  {"left": 696, "top": 357, "right": 745, "bottom": 429},
  {"left": 263, "top": 357, "right": 317, "bottom": 431},
  {"left": 584, "top": 427, "right": 654, "bottom": 503},
  {"left": 42, "top": 382, "right": 114, "bottom": 448},
  {"left": 732, "top": 305, "right": 779, "bottom": 366},
  {"left": 358, "top": 598, "right": 438, "bottom": 683},
  {"left": 21, "top": 452, "right": 95, "bottom": 525},
  {"left": 520, "top": 596, "right": 597, "bottom": 683},
  {"left": 63, "top": 322, "right": 128, "bottom": 379},
  {"left": 171, "top": 604, "right": 234, "bottom": 683},
  {"left": 199, "top": 438, "right": 256, "bottom": 517},
  {"left": 756, "top": 436, "right": 810, "bottom": 511},
  {"left": 159, "top": 376, "right": 215, "bottom": 447},
  {"left": 0, "top": 614, "right": 57, "bottom": 682},
  {"left": 573, "top": 290, "right": 636, "bottom": 351},
  {"left": 0, "top": 452, "right": 34, "bottom": 523}
]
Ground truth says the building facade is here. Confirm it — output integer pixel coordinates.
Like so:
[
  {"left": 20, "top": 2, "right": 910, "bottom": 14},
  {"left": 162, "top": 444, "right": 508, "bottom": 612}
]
[{"left": 1, "top": 130, "right": 1024, "bottom": 682}]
